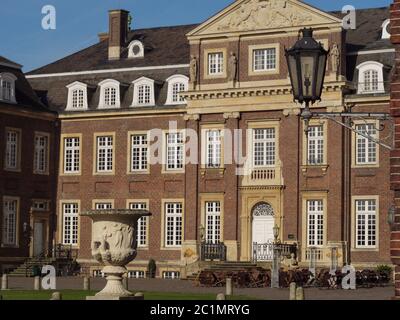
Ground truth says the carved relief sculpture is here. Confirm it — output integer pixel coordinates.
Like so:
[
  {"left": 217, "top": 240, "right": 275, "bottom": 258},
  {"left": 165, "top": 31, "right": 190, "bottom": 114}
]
[
  {"left": 218, "top": 0, "right": 313, "bottom": 31},
  {"left": 228, "top": 52, "right": 238, "bottom": 82},
  {"left": 189, "top": 55, "right": 198, "bottom": 85},
  {"left": 82, "top": 209, "right": 150, "bottom": 299},
  {"left": 330, "top": 43, "right": 340, "bottom": 79}
]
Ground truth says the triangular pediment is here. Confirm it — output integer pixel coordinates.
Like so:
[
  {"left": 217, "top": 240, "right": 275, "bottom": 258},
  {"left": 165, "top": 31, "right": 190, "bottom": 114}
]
[{"left": 188, "top": 0, "right": 342, "bottom": 37}]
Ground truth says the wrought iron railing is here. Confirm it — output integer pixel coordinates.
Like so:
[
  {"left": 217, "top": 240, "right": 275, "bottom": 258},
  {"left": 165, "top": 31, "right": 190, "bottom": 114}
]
[
  {"left": 252, "top": 242, "right": 297, "bottom": 262},
  {"left": 200, "top": 242, "right": 227, "bottom": 261}
]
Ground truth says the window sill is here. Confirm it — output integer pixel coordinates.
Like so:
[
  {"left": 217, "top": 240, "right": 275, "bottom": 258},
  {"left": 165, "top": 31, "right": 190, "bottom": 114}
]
[
  {"left": 161, "top": 246, "right": 182, "bottom": 251},
  {"left": 351, "top": 248, "right": 379, "bottom": 252},
  {"left": 1, "top": 244, "right": 19, "bottom": 249},
  {"left": 4, "top": 168, "right": 21, "bottom": 173}
]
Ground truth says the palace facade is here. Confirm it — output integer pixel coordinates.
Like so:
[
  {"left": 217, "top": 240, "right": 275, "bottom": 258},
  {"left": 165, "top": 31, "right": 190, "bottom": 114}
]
[{"left": 1, "top": 1, "right": 395, "bottom": 278}]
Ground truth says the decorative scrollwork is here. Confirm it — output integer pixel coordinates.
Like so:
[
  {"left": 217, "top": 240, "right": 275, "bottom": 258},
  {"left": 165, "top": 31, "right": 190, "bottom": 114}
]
[{"left": 252, "top": 202, "right": 274, "bottom": 217}]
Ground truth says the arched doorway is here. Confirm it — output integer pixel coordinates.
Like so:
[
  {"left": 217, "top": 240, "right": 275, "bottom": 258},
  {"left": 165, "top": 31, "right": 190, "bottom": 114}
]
[{"left": 252, "top": 202, "right": 275, "bottom": 261}]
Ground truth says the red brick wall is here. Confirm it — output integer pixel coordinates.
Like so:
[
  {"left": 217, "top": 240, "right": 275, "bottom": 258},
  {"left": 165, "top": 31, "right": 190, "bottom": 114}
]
[{"left": 390, "top": 0, "right": 400, "bottom": 299}]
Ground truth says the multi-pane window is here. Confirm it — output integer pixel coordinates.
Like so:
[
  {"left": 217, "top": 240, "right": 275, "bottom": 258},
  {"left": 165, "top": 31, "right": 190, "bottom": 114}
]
[
  {"left": 64, "top": 137, "right": 80, "bottom": 173},
  {"left": 130, "top": 202, "right": 148, "bottom": 247},
  {"left": 356, "top": 124, "right": 377, "bottom": 165},
  {"left": 95, "top": 203, "right": 112, "bottom": 210},
  {"left": 5, "top": 129, "right": 19, "bottom": 170},
  {"left": 253, "top": 48, "right": 277, "bottom": 71},
  {"left": 205, "top": 201, "right": 221, "bottom": 244},
  {"left": 96, "top": 136, "right": 113, "bottom": 173},
  {"left": 363, "top": 70, "right": 379, "bottom": 93},
  {"left": 355, "top": 199, "right": 377, "bottom": 248},
  {"left": 104, "top": 87, "right": 117, "bottom": 107},
  {"left": 72, "top": 89, "right": 84, "bottom": 109},
  {"left": 206, "top": 130, "right": 222, "bottom": 168},
  {"left": 166, "top": 132, "right": 184, "bottom": 170},
  {"left": 131, "top": 134, "right": 148, "bottom": 171},
  {"left": 307, "top": 125, "right": 324, "bottom": 165},
  {"left": 2, "top": 80, "right": 12, "bottom": 101},
  {"left": 253, "top": 128, "right": 275, "bottom": 167},
  {"left": 208, "top": 52, "right": 224, "bottom": 75},
  {"left": 307, "top": 200, "right": 324, "bottom": 247},
  {"left": 128, "top": 271, "right": 145, "bottom": 279},
  {"left": 163, "top": 271, "right": 180, "bottom": 279},
  {"left": 165, "top": 203, "right": 183, "bottom": 247},
  {"left": 2, "top": 199, "right": 18, "bottom": 246},
  {"left": 172, "top": 82, "right": 186, "bottom": 103},
  {"left": 138, "top": 84, "right": 151, "bottom": 105},
  {"left": 34, "top": 134, "right": 49, "bottom": 174},
  {"left": 62, "top": 203, "right": 79, "bottom": 245}
]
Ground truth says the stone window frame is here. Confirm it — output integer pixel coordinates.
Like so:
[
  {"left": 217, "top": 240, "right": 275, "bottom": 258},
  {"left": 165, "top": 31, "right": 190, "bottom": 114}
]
[
  {"left": 302, "top": 119, "right": 328, "bottom": 168},
  {"left": 98, "top": 79, "right": 121, "bottom": 109},
  {"left": 165, "top": 74, "right": 189, "bottom": 105},
  {"left": 60, "top": 133, "right": 82, "bottom": 176},
  {"left": 245, "top": 120, "right": 281, "bottom": 171},
  {"left": 93, "top": 132, "right": 116, "bottom": 175},
  {"left": 200, "top": 193, "right": 225, "bottom": 244},
  {"left": 204, "top": 48, "right": 227, "bottom": 80},
  {"left": 1, "top": 196, "right": 20, "bottom": 248},
  {"left": 351, "top": 120, "right": 380, "bottom": 168},
  {"left": 160, "top": 199, "right": 185, "bottom": 250},
  {"left": 66, "top": 81, "right": 88, "bottom": 111},
  {"left": 59, "top": 200, "right": 80, "bottom": 247},
  {"left": 127, "top": 131, "right": 150, "bottom": 174},
  {"left": 200, "top": 123, "right": 225, "bottom": 170},
  {"left": 162, "top": 129, "right": 186, "bottom": 174},
  {"left": 356, "top": 61, "right": 385, "bottom": 94},
  {"left": 128, "top": 40, "right": 145, "bottom": 58},
  {"left": 131, "top": 77, "right": 155, "bottom": 107},
  {"left": 248, "top": 43, "right": 280, "bottom": 76},
  {"left": 127, "top": 199, "right": 150, "bottom": 249},
  {"left": 4, "top": 127, "right": 22, "bottom": 172},
  {"left": 33, "top": 131, "right": 50, "bottom": 175},
  {"left": 351, "top": 195, "right": 380, "bottom": 252},
  {"left": 301, "top": 191, "right": 328, "bottom": 261},
  {"left": 0, "top": 72, "right": 17, "bottom": 104}
]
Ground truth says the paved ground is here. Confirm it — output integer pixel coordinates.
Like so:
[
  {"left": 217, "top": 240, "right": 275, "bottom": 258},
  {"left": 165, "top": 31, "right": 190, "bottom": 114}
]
[{"left": 6, "top": 277, "right": 394, "bottom": 300}]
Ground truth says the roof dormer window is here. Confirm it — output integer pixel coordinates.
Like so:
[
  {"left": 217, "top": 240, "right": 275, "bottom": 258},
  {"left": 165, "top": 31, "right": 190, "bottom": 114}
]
[
  {"left": 0, "top": 73, "right": 17, "bottom": 103},
  {"left": 165, "top": 75, "right": 188, "bottom": 105},
  {"left": 132, "top": 77, "right": 155, "bottom": 107},
  {"left": 382, "top": 19, "right": 390, "bottom": 40},
  {"left": 98, "top": 79, "right": 120, "bottom": 109},
  {"left": 128, "top": 40, "right": 145, "bottom": 58},
  {"left": 66, "top": 81, "right": 88, "bottom": 110},
  {"left": 356, "top": 61, "right": 385, "bottom": 94}
]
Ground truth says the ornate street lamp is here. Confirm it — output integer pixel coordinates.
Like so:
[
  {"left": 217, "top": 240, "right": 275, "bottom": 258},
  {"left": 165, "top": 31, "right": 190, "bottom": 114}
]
[
  {"left": 273, "top": 224, "right": 280, "bottom": 243},
  {"left": 285, "top": 28, "right": 329, "bottom": 132}
]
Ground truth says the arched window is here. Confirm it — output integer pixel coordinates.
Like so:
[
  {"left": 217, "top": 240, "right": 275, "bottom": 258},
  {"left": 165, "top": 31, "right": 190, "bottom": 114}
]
[
  {"left": 128, "top": 40, "right": 145, "bottom": 58},
  {"left": 132, "top": 77, "right": 155, "bottom": 107},
  {"left": 382, "top": 19, "right": 390, "bottom": 40},
  {"left": 66, "top": 81, "right": 88, "bottom": 110},
  {"left": 0, "top": 73, "right": 17, "bottom": 103},
  {"left": 98, "top": 79, "right": 120, "bottom": 109},
  {"left": 356, "top": 61, "right": 385, "bottom": 94},
  {"left": 165, "top": 75, "right": 188, "bottom": 105}
]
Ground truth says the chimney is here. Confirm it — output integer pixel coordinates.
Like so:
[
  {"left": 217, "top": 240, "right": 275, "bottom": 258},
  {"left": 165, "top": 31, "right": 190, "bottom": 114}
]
[{"left": 108, "top": 9, "right": 130, "bottom": 60}]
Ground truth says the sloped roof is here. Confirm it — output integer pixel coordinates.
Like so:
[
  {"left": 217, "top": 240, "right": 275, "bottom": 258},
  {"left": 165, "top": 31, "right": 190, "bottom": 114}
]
[{"left": 27, "top": 24, "right": 197, "bottom": 75}]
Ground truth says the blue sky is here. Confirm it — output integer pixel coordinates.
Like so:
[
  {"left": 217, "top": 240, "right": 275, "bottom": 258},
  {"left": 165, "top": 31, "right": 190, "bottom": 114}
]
[{"left": 0, "top": 0, "right": 391, "bottom": 72}]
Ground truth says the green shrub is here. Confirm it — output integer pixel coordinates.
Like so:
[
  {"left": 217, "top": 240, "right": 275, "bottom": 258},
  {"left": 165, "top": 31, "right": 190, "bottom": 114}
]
[{"left": 376, "top": 264, "right": 392, "bottom": 277}]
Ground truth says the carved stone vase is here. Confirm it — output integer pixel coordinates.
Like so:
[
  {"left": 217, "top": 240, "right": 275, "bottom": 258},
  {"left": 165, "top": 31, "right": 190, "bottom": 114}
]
[{"left": 81, "top": 209, "right": 150, "bottom": 298}]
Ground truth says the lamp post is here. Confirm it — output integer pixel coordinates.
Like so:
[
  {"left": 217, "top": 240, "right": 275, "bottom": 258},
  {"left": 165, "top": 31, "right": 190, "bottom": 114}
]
[
  {"left": 271, "top": 224, "right": 281, "bottom": 289},
  {"left": 285, "top": 28, "right": 329, "bottom": 132}
]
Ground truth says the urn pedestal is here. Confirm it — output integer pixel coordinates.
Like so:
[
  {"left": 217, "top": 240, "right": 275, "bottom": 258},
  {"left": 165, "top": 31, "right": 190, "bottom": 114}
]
[{"left": 81, "top": 209, "right": 151, "bottom": 300}]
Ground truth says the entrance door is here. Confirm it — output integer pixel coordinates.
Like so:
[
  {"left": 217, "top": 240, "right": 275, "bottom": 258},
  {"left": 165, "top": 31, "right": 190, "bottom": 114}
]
[
  {"left": 33, "top": 221, "right": 45, "bottom": 257},
  {"left": 252, "top": 203, "right": 275, "bottom": 261}
]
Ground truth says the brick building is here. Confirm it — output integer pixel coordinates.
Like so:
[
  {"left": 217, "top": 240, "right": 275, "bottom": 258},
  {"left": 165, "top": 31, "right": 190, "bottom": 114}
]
[
  {"left": 0, "top": 56, "right": 57, "bottom": 273},
  {"left": 19, "top": 1, "right": 394, "bottom": 278}
]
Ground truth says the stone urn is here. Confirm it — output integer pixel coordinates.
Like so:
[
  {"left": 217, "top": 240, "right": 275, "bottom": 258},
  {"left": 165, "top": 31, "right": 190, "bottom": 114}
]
[{"left": 81, "top": 209, "right": 151, "bottom": 299}]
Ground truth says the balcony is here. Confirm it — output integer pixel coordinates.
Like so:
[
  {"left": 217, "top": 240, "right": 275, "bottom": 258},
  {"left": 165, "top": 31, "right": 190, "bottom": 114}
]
[
  {"left": 302, "top": 242, "right": 346, "bottom": 267},
  {"left": 200, "top": 242, "right": 227, "bottom": 261},
  {"left": 241, "top": 166, "right": 282, "bottom": 187}
]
